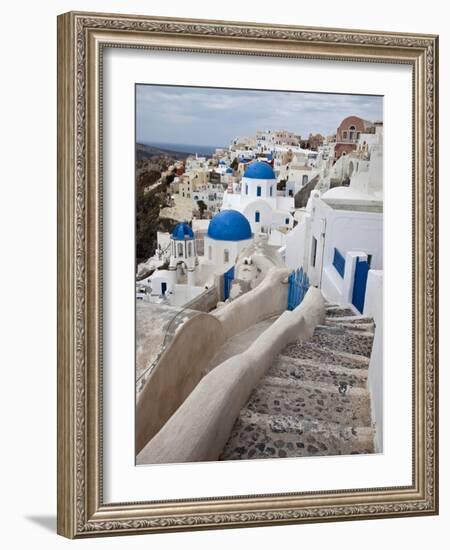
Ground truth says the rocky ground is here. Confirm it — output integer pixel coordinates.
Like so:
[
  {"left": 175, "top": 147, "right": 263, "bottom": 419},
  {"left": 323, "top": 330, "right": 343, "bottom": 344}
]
[
  {"left": 159, "top": 194, "right": 194, "bottom": 223},
  {"left": 220, "top": 304, "right": 375, "bottom": 460},
  {"left": 136, "top": 302, "right": 200, "bottom": 396}
]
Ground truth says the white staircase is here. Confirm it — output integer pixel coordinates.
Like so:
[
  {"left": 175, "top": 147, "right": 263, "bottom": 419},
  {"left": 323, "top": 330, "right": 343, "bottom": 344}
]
[{"left": 220, "top": 304, "right": 375, "bottom": 460}]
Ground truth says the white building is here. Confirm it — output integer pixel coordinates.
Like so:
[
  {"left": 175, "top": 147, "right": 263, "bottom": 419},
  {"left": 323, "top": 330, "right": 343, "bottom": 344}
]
[
  {"left": 229, "top": 135, "right": 257, "bottom": 152},
  {"left": 329, "top": 123, "right": 383, "bottom": 191},
  {"left": 221, "top": 161, "right": 294, "bottom": 242},
  {"left": 168, "top": 222, "right": 198, "bottom": 286},
  {"left": 285, "top": 150, "right": 383, "bottom": 312},
  {"left": 256, "top": 129, "right": 300, "bottom": 153},
  {"left": 203, "top": 210, "right": 253, "bottom": 272},
  {"left": 136, "top": 212, "right": 255, "bottom": 307},
  {"left": 191, "top": 182, "right": 224, "bottom": 213},
  {"left": 185, "top": 155, "right": 207, "bottom": 172},
  {"left": 137, "top": 222, "right": 204, "bottom": 306}
]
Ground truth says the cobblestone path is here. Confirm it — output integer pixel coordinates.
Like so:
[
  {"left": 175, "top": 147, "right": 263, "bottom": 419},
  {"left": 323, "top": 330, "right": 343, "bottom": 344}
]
[{"left": 220, "top": 303, "right": 376, "bottom": 460}]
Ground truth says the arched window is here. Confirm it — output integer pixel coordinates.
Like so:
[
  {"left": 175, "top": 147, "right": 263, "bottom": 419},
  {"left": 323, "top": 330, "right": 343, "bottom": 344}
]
[
  {"left": 208, "top": 246, "right": 212, "bottom": 261},
  {"left": 224, "top": 249, "right": 230, "bottom": 263},
  {"left": 188, "top": 242, "right": 192, "bottom": 257},
  {"left": 302, "top": 174, "right": 308, "bottom": 185},
  {"left": 256, "top": 186, "right": 262, "bottom": 197},
  {"left": 255, "top": 211, "right": 260, "bottom": 223},
  {"left": 270, "top": 186, "right": 273, "bottom": 196},
  {"left": 177, "top": 243, "right": 183, "bottom": 256}
]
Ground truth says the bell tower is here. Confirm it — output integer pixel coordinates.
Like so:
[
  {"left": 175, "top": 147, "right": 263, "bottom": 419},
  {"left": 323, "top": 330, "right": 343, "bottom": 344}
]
[{"left": 169, "top": 222, "right": 197, "bottom": 286}]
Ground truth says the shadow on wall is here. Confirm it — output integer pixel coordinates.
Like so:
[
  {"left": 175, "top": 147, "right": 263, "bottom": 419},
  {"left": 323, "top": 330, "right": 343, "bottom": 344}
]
[
  {"left": 24, "top": 516, "right": 56, "bottom": 533},
  {"left": 294, "top": 174, "right": 319, "bottom": 208}
]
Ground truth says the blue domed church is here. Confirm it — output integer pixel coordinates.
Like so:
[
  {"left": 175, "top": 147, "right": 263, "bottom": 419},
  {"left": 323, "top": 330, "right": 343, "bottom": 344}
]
[
  {"left": 221, "top": 160, "right": 294, "bottom": 242},
  {"left": 204, "top": 210, "right": 253, "bottom": 271},
  {"left": 168, "top": 222, "right": 197, "bottom": 286}
]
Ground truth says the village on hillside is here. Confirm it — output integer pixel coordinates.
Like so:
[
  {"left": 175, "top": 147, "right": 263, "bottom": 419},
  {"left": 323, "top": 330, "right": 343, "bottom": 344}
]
[{"left": 135, "top": 110, "right": 384, "bottom": 466}]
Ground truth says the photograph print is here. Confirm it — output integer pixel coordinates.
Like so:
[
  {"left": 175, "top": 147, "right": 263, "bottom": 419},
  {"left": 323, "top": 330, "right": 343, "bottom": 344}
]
[{"left": 134, "top": 84, "right": 383, "bottom": 466}]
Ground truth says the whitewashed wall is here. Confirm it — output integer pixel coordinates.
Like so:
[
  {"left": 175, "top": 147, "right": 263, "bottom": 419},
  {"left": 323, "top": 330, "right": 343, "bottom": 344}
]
[{"left": 364, "top": 270, "right": 384, "bottom": 453}]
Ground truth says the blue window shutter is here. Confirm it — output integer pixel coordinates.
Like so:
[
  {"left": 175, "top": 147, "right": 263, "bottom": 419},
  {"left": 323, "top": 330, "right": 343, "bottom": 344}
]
[{"left": 332, "top": 248, "right": 346, "bottom": 278}]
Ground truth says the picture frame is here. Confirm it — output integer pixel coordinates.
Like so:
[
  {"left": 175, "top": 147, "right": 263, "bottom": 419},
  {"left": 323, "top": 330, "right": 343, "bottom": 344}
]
[{"left": 57, "top": 11, "right": 439, "bottom": 538}]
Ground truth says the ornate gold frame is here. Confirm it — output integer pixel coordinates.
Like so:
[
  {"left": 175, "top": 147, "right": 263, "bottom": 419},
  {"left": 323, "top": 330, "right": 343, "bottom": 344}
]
[{"left": 57, "top": 11, "right": 439, "bottom": 538}]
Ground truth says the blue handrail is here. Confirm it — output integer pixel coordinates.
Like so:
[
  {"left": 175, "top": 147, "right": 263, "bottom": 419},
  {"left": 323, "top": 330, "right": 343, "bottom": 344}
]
[{"left": 287, "top": 268, "right": 310, "bottom": 311}]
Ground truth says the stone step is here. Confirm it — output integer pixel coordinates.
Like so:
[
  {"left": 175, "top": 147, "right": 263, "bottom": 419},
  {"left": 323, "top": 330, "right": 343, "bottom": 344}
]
[
  {"left": 324, "top": 320, "right": 375, "bottom": 332},
  {"left": 268, "top": 355, "right": 368, "bottom": 389},
  {"left": 219, "top": 409, "right": 375, "bottom": 460},
  {"left": 282, "top": 341, "right": 370, "bottom": 370},
  {"left": 318, "top": 323, "right": 374, "bottom": 336},
  {"left": 326, "top": 315, "right": 374, "bottom": 325},
  {"left": 218, "top": 298, "right": 376, "bottom": 462},
  {"left": 245, "top": 377, "right": 371, "bottom": 427},
  {"left": 305, "top": 325, "right": 374, "bottom": 358},
  {"left": 325, "top": 306, "right": 356, "bottom": 318}
]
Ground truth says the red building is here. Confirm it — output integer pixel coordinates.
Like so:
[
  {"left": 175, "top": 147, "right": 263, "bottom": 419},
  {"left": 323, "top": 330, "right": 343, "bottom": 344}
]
[
  {"left": 334, "top": 116, "right": 376, "bottom": 160},
  {"left": 176, "top": 161, "right": 185, "bottom": 176}
]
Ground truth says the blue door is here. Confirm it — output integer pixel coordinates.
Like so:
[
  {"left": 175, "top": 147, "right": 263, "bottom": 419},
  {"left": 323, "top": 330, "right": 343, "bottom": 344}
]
[
  {"left": 224, "top": 266, "right": 235, "bottom": 300},
  {"left": 352, "top": 258, "right": 369, "bottom": 313},
  {"left": 161, "top": 282, "right": 167, "bottom": 295}
]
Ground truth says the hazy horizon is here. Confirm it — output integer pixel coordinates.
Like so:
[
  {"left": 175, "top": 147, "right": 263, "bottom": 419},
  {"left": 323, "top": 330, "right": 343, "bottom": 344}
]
[
  {"left": 136, "top": 84, "right": 383, "bottom": 148},
  {"left": 138, "top": 139, "right": 225, "bottom": 150}
]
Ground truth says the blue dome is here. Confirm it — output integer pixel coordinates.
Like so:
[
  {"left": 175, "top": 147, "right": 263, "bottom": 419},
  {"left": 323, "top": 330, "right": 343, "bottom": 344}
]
[
  {"left": 207, "top": 210, "right": 252, "bottom": 241},
  {"left": 171, "top": 222, "right": 194, "bottom": 240},
  {"left": 219, "top": 159, "right": 226, "bottom": 164},
  {"left": 243, "top": 161, "right": 276, "bottom": 180},
  {"left": 226, "top": 167, "right": 233, "bottom": 174}
]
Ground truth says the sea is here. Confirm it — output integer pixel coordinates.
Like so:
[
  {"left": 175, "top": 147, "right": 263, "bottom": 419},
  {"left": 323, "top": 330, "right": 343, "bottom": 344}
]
[{"left": 144, "top": 141, "right": 223, "bottom": 157}]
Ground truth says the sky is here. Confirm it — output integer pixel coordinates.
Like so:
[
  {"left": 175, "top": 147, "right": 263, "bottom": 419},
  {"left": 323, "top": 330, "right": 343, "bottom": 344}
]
[{"left": 136, "top": 84, "right": 383, "bottom": 148}]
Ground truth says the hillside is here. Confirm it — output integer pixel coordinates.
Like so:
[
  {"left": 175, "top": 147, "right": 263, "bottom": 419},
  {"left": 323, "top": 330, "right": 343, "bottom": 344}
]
[
  {"left": 135, "top": 152, "right": 179, "bottom": 266},
  {"left": 136, "top": 142, "right": 194, "bottom": 161}
]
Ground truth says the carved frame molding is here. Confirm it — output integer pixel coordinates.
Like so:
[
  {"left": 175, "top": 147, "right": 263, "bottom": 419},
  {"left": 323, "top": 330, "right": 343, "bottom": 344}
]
[{"left": 57, "top": 12, "right": 438, "bottom": 538}]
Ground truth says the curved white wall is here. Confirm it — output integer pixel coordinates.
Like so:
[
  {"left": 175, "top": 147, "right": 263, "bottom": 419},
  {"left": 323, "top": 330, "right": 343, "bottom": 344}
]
[{"left": 137, "top": 287, "right": 325, "bottom": 464}]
